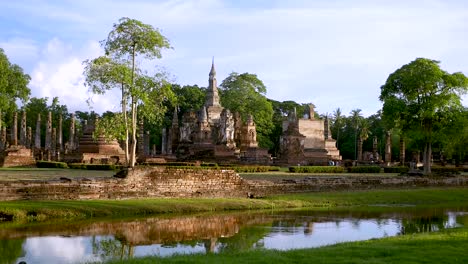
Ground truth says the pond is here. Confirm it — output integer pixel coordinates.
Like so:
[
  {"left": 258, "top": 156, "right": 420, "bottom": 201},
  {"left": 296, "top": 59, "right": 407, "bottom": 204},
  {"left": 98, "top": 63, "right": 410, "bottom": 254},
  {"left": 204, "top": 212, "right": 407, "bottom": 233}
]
[{"left": 1, "top": 207, "right": 467, "bottom": 264}]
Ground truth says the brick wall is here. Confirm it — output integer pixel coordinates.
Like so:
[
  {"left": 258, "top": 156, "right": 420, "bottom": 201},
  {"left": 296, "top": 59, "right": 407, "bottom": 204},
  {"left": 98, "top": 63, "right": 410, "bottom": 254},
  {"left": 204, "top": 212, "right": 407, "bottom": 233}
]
[{"left": 0, "top": 168, "right": 467, "bottom": 201}]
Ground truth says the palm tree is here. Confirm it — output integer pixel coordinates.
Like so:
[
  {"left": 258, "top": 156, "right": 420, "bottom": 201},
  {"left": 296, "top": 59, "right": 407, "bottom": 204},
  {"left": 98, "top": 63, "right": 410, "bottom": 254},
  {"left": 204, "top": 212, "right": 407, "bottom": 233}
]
[
  {"left": 350, "top": 109, "right": 363, "bottom": 160},
  {"left": 358, "top": 119, "right": 371, "bottom": 161},
  {"left": 333, "top": 108, "right": 344, "bottom": 148}
]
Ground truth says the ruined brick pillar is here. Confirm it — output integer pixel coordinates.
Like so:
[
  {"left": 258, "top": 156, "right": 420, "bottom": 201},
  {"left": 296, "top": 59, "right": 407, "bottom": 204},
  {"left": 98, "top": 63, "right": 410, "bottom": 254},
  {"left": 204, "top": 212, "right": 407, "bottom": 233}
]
[
  {"left": 58, "top": 115, "right": 63, "bottom": 152},
  {"left": 161, "top": 128, "right": 167, "bottom": 155},
  {"left": 144, "top": 131, "right": 150, "bottom": 156},
  {"left": 52, "top": 127, "right": 56, "bottom": 160},
  {"left": 399, "top": 136, "right": 405, "bottom": 165},
  {"left": 137, "top": 120, "right": 145, "bottom": 157},
  {"left": 26, "top": 127, "right": 32, "bottom": 148},
  {"left": 20, "top": 111, "right": 27, "bottom": 146},
  {"left": 45, "top": 111, "right": 52, "bottom": 151},
  {"left": 385, "top": 131, "right": 392, "bottom": 166},
  {"left": 0, "top": 127, "right": 6, "bottom": 150},
  {"left": 372, "top": 136, "right": 378, "bottom": 161},
  {"left": 34, "top": 113, "right": 41, "bottom": 150},
  {"left": 10, "top": 112, "right": 18, "bottom": 146},
  {"left": 324, "top": 115, "right": 331, "bottom": 140},
  {"left": 69, "top": 113, "right": 75, "bottom": 151}
]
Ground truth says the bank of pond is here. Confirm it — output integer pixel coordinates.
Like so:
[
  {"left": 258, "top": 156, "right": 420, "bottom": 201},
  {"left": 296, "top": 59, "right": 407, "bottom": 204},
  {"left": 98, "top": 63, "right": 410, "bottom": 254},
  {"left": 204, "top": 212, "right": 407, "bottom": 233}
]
[{"left": 0, "top": 187, "right": 468, "bottom": 263}]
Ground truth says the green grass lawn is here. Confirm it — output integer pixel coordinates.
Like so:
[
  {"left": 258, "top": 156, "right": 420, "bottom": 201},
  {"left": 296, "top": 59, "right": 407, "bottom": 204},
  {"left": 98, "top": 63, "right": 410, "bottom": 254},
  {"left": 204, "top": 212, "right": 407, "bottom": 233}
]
[
  {"left": 1, "top": 187, "right": 467, "bottom": 223},
  {"left": 0, "top": 168, "right": 115, "bottom": 181},
  {"left": 102, "top": 226, "right": 468, "bottom": 264}
]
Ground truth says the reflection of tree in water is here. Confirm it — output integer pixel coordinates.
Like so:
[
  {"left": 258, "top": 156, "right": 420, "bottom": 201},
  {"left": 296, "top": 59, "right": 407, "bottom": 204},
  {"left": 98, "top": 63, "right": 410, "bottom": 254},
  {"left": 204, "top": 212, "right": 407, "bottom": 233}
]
[
  {"left": 217, "top": 225, "right": 270, "bottom": 253},
  {"left": 399, "top": 215, "right": 448, "bottom": 235},
  {"left": 0, "top": 239, "right": 25, "bottom": 264},
  {"left": 91, "top": 235, "right": 134, "bottom": 261}
]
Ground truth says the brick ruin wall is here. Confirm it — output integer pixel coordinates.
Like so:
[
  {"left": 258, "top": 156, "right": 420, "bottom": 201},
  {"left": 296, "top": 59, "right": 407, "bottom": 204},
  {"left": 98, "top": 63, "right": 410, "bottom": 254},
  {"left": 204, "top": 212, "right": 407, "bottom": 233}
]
[{"left": 0, "top": 168, "right": 467, "bottom": 201}]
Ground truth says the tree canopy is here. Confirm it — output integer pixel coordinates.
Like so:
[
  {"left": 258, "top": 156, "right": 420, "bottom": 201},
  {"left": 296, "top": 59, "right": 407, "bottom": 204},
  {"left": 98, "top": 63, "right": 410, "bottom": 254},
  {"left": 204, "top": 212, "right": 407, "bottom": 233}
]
[
  {"left": 0, "top": 48, "right": 31, "bottom": 114},
  {"left": 219, "top": 72, "right": 274, "bottom": 148},
  {"left": 85, "top": 17, "right": 173, "bottom": 167},
  {"left": 380, "top": 58, "right": 468, "bottom": 174}
]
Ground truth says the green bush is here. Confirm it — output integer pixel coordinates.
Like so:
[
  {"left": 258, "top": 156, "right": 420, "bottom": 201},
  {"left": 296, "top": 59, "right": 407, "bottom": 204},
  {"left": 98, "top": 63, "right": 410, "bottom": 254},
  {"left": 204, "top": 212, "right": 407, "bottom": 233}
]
[
  {"left": 68, "top": 163, "right": 120, "bottom": 170},
  {"left": 431, "top": 166, "right": 462, "bottom": 175},
  {"left": 36, "top": 161, "right": 69, "bottom": 169},
  {"left": 383, "top": 166, "right": 409, "bottom": 173},
  {"left": 268, "top": 166, "right": 281, "bottom": 171},
  {"left": 289, "top": 166, "right": 345, "bottom": 173},
  {"left": 68, "top": 163, "right": 87, "bottom": 170},
  {"left": 348, "top": 166, "right": 381, "bottom": 173}
]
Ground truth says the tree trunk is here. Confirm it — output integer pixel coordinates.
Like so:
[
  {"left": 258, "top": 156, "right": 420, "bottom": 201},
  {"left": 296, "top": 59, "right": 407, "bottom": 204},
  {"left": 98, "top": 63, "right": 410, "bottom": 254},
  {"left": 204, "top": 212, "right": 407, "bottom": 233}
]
[
  {"left": 129, "top": 44, "right": 137, "bottom": 168},
  {"left": 122, "top": 83, "right": 129, "bottom": 166},
  {"left": 423, "top": 142, "right": 432, "bottom": 175},
  {"left": 130, "top": 97, "right": 137, "bottom": 168}
]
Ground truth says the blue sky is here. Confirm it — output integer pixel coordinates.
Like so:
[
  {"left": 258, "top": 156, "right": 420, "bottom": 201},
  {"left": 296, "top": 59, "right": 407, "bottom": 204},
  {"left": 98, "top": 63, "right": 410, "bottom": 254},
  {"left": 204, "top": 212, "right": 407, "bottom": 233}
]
[{"left": 1, "top": 0, "right": 467, "bottom": 116}]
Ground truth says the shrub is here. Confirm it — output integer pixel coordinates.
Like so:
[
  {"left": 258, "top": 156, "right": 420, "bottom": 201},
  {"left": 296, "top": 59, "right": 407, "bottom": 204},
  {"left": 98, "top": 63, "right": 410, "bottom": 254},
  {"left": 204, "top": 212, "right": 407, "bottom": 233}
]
[
  {"left": 268, "top": 166, "right": 281, "bottom": 171},
  {"left": 348, "top": 166, "right": 381, "bottom": 173},
  {"left": 383, "top": 166, "right": 409, "bottom": 173},
  {"left": 68, "top": 163, "right": 120, "bottom": 170},
  {"left": 430, "top": 166, "right": 462, "bottom": 175},
  {"left": 288, "top": 166, "right": 345, "bottom": 173},
  {"left": 36, "top": 161, "right": 68, "bottom": 169},
  {"left": 68, "top": 163, "right": 87, "bottom": 170}
]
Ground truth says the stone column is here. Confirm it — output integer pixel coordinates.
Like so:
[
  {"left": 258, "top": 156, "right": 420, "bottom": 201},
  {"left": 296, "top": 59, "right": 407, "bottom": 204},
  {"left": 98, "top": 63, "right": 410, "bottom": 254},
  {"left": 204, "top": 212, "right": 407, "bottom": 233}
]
[
  {"left": 152, "top": 144, "right": 156, "bottom": 156},
  {"left": 58, "top": 115, "right": 63, "bottom": 152},
  {"left": 35, "top": 113, "right": 41, "bottom": 149},
  {"left": 385, "top": 131, "right": 392, "bottom": 166},
  {"left": 27, "top": 127, "right": 32, "bottom": 148},
  {"left": 308, "top": 103, "right": 316, "bottom": 120},
  {"left": 372, "top": 136, "right": 378, "bottom": 161},
  {"left": 52, "top": 127, "right": 57, "bottom": 160},
  {"left": 167, "top": 128, "right": 173, "bottom": 155},
  {"left": 1, "top": 127, "right": 6, "bottom": 150},
  {"left": 399, "top": 136, "right": 405, "bottom": 165},
  {"left": 11, "top": 112, "right": 18, "bottom": 146},
  {"left": 69, "top": 113, "right": 75, "bottom": 151},
  {"left": 137, "top": 120, "right": 145, "bottom": 157},
  {"left": 20, "top": 111, "right": 27, "bottom": 146},
  {"left": 324, "top": 115, "right": 331, "bottom": 140},
  {"left": 45, "top": 111, "right": 52, "bottom": 151},
  {"left": 161, "top": 128, "right": 167, "bottom": 155},
  {"left": 144, "top": 131, "right": 150, "bottom": 156}
]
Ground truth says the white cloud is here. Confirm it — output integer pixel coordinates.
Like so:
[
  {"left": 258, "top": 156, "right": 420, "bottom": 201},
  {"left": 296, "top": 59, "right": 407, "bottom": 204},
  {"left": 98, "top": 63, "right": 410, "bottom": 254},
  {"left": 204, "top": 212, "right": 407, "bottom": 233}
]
[{"left": 28, "top": 38, "right": 121, "bottom": 113}]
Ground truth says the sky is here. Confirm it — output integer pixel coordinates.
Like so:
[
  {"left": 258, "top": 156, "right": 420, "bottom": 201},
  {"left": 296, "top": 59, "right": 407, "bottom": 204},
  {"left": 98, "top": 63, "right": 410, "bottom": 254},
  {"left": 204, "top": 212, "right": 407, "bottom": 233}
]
[{"left": 1, "top": 0, "right": 468, "bottom": 117}]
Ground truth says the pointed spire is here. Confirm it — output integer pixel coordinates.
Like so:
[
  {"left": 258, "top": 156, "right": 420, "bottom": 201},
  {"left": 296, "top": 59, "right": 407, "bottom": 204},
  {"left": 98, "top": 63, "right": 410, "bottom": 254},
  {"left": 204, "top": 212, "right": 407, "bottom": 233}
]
[
  {"left": 206, "top": 58, "right": 220, "bottom": 107},
  {"left": 172, "top": 106, "right": 179, "bottom": 126},
  {"left": 209, "top": 56, "right": 216, "bottom": 76}
]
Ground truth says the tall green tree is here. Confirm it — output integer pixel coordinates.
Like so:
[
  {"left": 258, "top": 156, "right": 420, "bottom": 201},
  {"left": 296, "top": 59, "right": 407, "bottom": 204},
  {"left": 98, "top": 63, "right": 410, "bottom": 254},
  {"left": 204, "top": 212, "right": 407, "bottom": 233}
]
[
  {"left": 332, "top": 108, "right": 344, "bottom": 149},
  {"left": 86, "top": 17, "right": 172, "bottom": 167},
  {"left": 83, "top": 56, "right": 133, "bottom": 162},
  {"left": 349, "top": 109, "right": 363, "bottom": 160},
  {"left": 0, "top": 48, "right": 31, "bottom": 115},
  {"left": 380, "top": 58, "right": 468, "bottom": 174},
  {"left": 219, "top": 72, "right": 274, "bottom": 149}
]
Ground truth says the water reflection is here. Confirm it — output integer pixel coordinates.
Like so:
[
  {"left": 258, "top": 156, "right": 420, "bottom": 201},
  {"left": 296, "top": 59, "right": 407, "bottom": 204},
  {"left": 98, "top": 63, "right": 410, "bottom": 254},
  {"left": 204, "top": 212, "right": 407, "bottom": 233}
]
[{"left": 0, "top": 209, "right": 466, "bottom": 264}]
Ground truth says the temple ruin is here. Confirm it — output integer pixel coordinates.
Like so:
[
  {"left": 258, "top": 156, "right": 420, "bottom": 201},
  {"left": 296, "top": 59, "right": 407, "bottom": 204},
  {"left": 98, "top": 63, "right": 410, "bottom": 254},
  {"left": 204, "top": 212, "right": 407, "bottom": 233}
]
[
  {"left": 277, "top": 104, "right": 341, "bottom": 165},
  {"left": 158, "top": 60, "right": 269, "bottom": 164}
]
